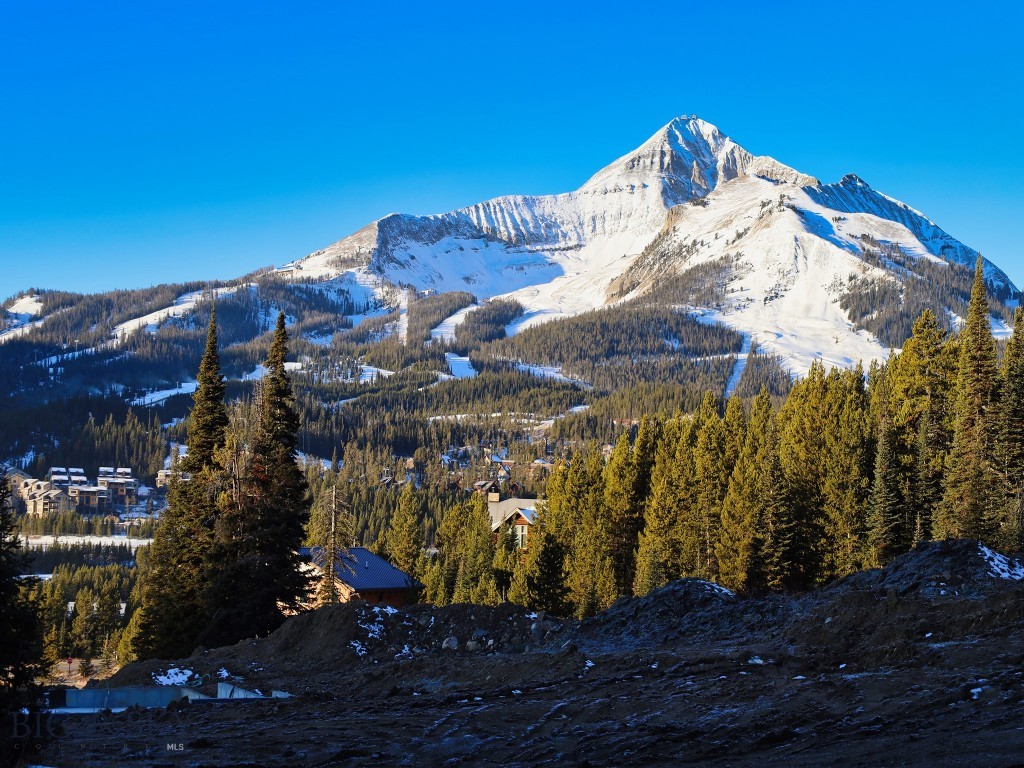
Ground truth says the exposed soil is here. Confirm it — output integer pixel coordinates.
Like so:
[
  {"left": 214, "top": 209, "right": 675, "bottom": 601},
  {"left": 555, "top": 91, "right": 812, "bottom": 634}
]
[{"left": 35, "top": 540, "right": 1024, "bottom": 767}]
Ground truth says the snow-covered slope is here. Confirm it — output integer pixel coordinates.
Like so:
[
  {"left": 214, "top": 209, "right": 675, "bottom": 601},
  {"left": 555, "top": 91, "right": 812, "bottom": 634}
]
[
  {"left": 280, "top": 116, "right": 1017, "bottom": 375},
  {"left": 0, "top": 293, "right": 45, "bottom": 342}
]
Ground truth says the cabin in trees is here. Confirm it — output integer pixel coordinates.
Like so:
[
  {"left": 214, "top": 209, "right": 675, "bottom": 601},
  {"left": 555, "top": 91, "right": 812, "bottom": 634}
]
[
  {"left": 488, "top": 496, "right": 537, "bottom": 549},
  {"left": 299, "top": 546, "right": 423, "bottom": 607}
]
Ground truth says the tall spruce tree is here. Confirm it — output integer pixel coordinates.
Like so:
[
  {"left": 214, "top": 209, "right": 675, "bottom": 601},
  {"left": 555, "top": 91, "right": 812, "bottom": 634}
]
[
  {"left": 135, "top": 308, "right": 226, "bottom": 659},
  {"left": 202, "top": 312, "right": 310, "bottom": 646},
  {"left": 776, "top": 361, "right": 828, "bottom": 588},
  {"left": 995, "top": 306, "right": 1024, "bottom": 550},
  {"left": 386, "top": 484, "right": 424, "bottom": 577},
  {"left": 868, "top": 417, "right": 908, "bottom": 565},
  {"left": 183, "top": 304, "right": 229, "bottom": 473},
  {"left": 450, "top": 494, "right": 499, "bottom": 605},
  {"left": 604, "top": 432, "right": 639, "bottom": 595},
  {"left": 935, "top": 256, "right": 1000, "bottom": 541},
  {"left": 721, "top": 396, "right": 747, "bottom": 481},
  {"left": 634, "top": 418, "right": 685, "bottom": 595},
  {"left": 716, "top": 391, "right": 770, "bottom": 593},
  {"left": 820, "top": 366, "right": 873, "bottom": 579},
  {"left": 688, "top": 394, "right": 728, "bottom": 580},
  {"left": 521, "top": 529, "right": 570, "bottom": 617},
  {"left": 754, "top": 417, "right": 801, "bottom": 592},
  {"left": 632, "top": 416, "right": 662, "bottom": 500},
  {"left": 888, "top": 310, "right": 953, "bottom": 541}
]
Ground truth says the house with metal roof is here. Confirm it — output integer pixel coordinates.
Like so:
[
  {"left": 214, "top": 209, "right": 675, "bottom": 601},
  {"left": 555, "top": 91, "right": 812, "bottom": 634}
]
[
  {"left": 488, "top": 497, "right": 537, "bottom": 549},
  {"left": 299, "top": 546, "right": 422, "bottom": 608}
]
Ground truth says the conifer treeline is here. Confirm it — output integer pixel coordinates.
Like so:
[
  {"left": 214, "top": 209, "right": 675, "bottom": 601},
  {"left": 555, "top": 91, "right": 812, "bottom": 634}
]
[{"left": 420, "top": 257, "right": 1023, "bottom": 617}]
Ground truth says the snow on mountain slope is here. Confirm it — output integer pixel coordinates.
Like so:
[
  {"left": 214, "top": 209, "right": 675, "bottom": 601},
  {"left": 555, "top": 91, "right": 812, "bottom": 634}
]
[
  {"left": 112, "top": 284, "right": 249, "bottom": 343},
  {"left": 279, "top": 116, "right": 1017, "bottom": 375},
  {"left": 8, "top": 295, "right": 42, "bottom": 317},
  {"left": 0, "top": 294, "right": 46, "bottom": 343}
]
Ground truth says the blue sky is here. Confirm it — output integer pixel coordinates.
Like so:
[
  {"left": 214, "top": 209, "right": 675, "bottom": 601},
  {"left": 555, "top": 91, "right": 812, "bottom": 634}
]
[{"left": 2, "top": 1, "right": 1023, "bottom": 296}]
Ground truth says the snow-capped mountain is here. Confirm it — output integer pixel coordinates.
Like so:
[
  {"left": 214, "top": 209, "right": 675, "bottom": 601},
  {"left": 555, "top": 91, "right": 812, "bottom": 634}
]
[{"left": 280, "top": 116, "right": 1016, "bottom": 374}]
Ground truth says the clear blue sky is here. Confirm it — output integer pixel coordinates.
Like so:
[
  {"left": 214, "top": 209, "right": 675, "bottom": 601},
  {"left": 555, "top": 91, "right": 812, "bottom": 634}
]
[{"left": 2, "top": 1, "right": 1023, "bottom": 296}]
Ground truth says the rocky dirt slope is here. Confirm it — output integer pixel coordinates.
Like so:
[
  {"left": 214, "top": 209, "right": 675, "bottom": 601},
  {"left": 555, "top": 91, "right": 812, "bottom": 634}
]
[{"left": 37, "top": 540, "right": 1024, "bottom": 767}]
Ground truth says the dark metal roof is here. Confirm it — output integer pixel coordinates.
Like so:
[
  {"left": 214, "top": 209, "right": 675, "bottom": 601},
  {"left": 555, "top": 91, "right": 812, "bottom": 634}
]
[{"left": 300, "top": 546, "right": 422, "bottom": 591}]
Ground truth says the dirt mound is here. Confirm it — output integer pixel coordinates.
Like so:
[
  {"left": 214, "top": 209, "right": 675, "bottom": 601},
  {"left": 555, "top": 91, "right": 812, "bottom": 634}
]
[
  {"left": 571, "top": 578, "right": 791, "bottom": 653},
  {"left": 825, "top": 539, "right": 1024, "bottom": 598},
  {"left": 781, "top": 540, "right": 1024, "bottom": 672},
  {"left": 251, "top": 600, "right": 560, "bottom": 663},
  {"left": 108, "top": 599, "right": 569, "bottom": 696}
]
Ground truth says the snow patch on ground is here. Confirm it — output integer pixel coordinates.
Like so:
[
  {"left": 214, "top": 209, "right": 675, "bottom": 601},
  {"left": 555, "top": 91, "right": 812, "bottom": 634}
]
[
  {"left": 700, "top": 581, "right": 735, "bottom": 597},
  {"left": 978, "top": 543, "right": 1024, "bottom": 580},
  {"left": 153, "top": 667, "right": 195, "bottom": 686}
]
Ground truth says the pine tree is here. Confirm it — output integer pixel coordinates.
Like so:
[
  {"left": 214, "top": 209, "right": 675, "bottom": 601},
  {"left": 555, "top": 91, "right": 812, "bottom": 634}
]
[
  {"left": 604, "top": 432, "right": 638, "bottom": 594},
  {"left": 522, "top": 530, "right": 570, "bottom": 617},
  {"left": 868, "top": 417, "right": 908, "bottom": 565},
  {"left": 183, "top": 305, "right": 228, "bottom": 473},
  {"left": 776, "top": 361, "right": 828, "bottom": 588},
  {"left": 386, "top": 484, "right": 423, "bottom": 577},
  {"left": 77, "top": 657, "right": 95, "bottom": 681},
  {"left": 820, "top": 366, "right": 873, "bottom": 579},
  {"left": 630, "top": 415, "right": 662, "bottom": 513},
  {"left": 721, "top": 396, "right": 747, "bottom": 481},
  {"left": 134, "top": 309, "right": 227, "bottom": 659},
  {"left": 687, "top": 393, "right": 728, "bottom": 580},
  {"left": 202, "top": 312, "right": 311, "bottom": 646},
  {"left": 936, "top": 256, "right": 1000, "bottom": 541},
  {"left": 552, "top": 451, "right": 606, "bottom": 611},
  {"left": 451, "top": 495, "right": 500, "bottom": 606},
  {"left": 995, "top": 307, "right": 1024, "bottom": 551},
  {"left": 755, "top": 419, "right": 801, "bottom": 592},
  {"left": 888, "top": 310, "right": 954, "bottom": 540},
  {"left": 716, "top": 391, "right": 770, "bottom": 593},
  {"left": 634, "top": 419, "right": 685, "bottom": 595},
  {"left": 491, "top": 527, "right": 519, "bottom": 602}
]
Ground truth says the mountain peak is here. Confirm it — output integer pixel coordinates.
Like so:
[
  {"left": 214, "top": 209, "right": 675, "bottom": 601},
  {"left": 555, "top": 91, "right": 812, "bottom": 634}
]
[
  {"left": 839, "top": 173, "right": 869, "bottom": 187},
  {"left": 579, "top": 116, "right": 815, "bottom": 200}
]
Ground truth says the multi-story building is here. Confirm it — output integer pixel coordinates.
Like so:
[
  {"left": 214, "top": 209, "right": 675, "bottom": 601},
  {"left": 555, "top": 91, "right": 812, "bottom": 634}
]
[
  {"left": 26, "top": 488, "right": 74, "bottom": 516},
  {"left": 67, "top": 484, "right": 111, "bottom": 512},
  {"left": 155, "top": 468, "right": 191, "bottom": 488},
  {"left": 47, "top": 468, "right": 71, "bottom": 489},
  {"left": 97, "top": 467, "right": 138, "bottom": 505}
]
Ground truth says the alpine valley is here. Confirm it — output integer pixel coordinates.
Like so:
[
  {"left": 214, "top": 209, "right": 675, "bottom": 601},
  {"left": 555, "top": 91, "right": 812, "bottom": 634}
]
[{"left": 1, "top": 116, "right": 1019, "bottom": 475}]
